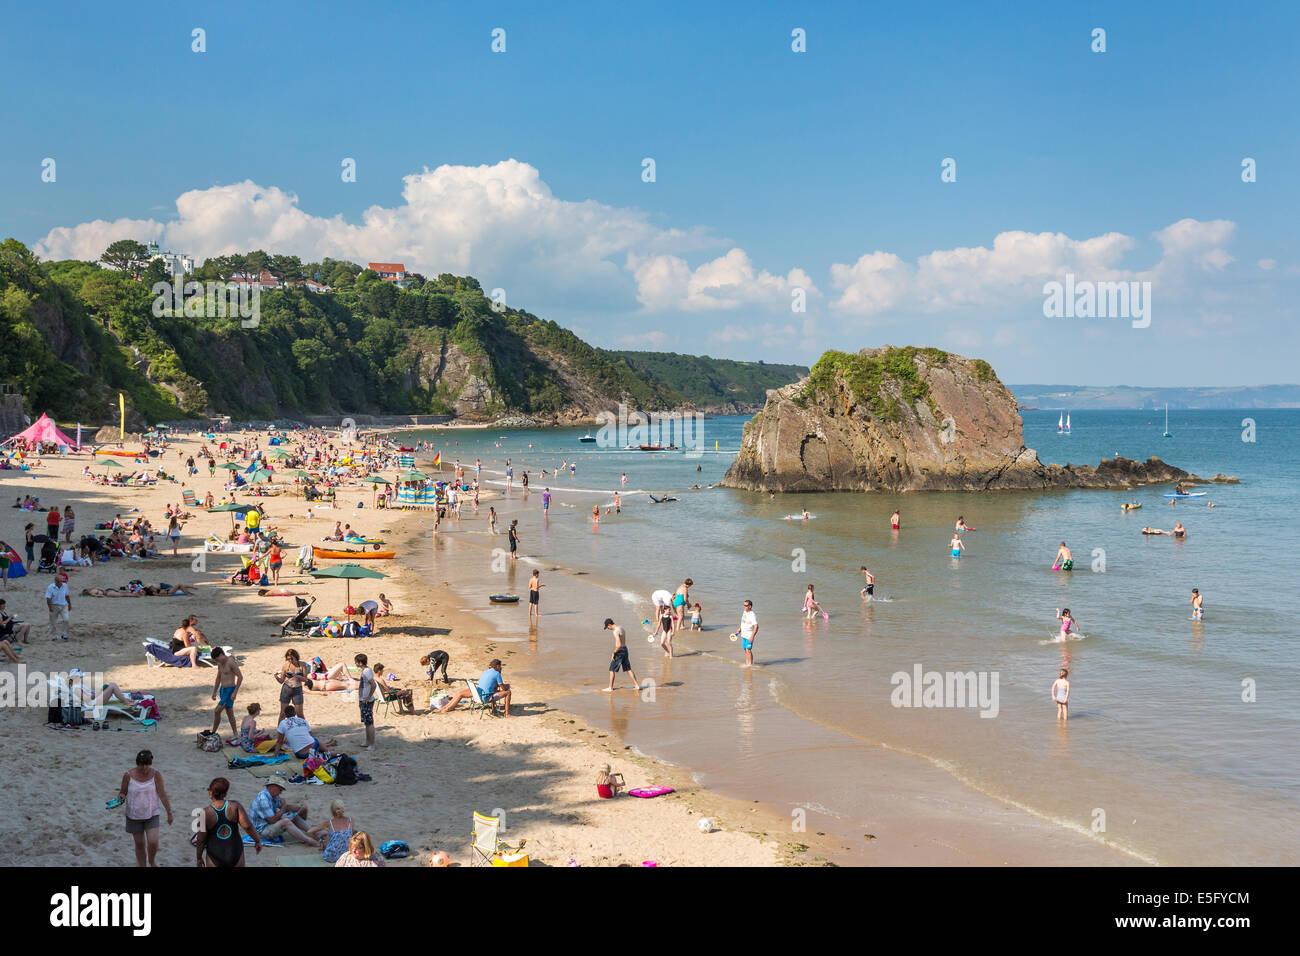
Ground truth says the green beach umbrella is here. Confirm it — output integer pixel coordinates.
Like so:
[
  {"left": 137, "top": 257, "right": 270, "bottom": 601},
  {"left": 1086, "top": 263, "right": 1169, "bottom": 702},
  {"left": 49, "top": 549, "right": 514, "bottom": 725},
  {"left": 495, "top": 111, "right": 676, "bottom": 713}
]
[
  {"left": 361, "top": 474, "right": 391, "bottom": 507},
  {"left": 309, "top": 562, "right": 387, "bottom": 614},
  {"left": 248, "top": 468, "right": 276, "bottom": 483},
  {"left": 398, "top": 469, "right": 428, "bottom": 482},
  {"left": 270, "top": 449, "right": 293, "bottom": 459},
  {"left": 98, "top": 459, "right": 122, "bottom": 468},
  {"left": 217, "top": 462, "right": 242, "bottom": 471},
  {"left": 208, "top": 501, "right": 255, "bottom": 529}
]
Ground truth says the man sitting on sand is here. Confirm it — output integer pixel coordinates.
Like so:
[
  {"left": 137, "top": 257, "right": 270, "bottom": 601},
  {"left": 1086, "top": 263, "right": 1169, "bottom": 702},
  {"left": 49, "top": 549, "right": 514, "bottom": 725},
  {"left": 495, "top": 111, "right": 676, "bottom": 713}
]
[
  {"left": 249, "top": 781, "right": 322, "bottom": 848},
  {"left": 271, "top": 705, "right": 337, "bottom": 758}
]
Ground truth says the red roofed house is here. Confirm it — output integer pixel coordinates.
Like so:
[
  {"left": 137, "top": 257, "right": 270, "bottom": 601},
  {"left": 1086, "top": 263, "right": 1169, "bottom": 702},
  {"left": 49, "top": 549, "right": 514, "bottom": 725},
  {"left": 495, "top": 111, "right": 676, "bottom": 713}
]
[{"left": 368, "top": 262, "right": 415, "bottom": 288}]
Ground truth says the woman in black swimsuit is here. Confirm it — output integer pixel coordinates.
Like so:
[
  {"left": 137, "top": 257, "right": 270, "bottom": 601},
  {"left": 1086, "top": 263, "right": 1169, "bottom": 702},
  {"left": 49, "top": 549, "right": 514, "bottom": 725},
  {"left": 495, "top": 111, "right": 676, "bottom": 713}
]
[{"left": 195, "top": 777, "right": 260, "bottom": 867}]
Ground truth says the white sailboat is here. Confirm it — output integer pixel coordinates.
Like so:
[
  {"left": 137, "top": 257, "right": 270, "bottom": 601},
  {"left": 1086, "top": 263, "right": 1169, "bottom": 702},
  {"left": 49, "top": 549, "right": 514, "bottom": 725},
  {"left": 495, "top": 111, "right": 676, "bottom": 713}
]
[
  {"left": 1057, "top": 413, "right": 1064, "bottom": 434},
  {"left": 1162, "top": 403, "right": 1172, "bottom": 438},
  {"left": 1065, "top": 412, "right": 1071, "bottom": 434}
]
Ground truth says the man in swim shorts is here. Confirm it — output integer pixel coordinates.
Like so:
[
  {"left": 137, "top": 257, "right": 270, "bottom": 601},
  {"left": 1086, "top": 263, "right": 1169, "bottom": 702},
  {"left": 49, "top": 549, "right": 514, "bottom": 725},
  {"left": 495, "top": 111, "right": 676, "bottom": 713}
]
[
  {"left": 210, "top": 647, "right": 244, "bottom": 738},
  {"left": 736, "top": 600, "right": 758, "bottom": 666},
  {"left": 528, "top": 569, "right": 544, "bottom": 626},
  {"left": 891, "top": 510, "right": 900, "bottom": 531},
  {"left": 1191, "top": 588, "right": 1204, "bottom": 620},
  {"left": 860, "top": 567, "right": 875, "bottom": 598},
  {"left": 603, "top": 619, "right": 641, "bottom": 692},
  {"left": 1053, "top": 541, "right": 1073, "bottom": 570}
]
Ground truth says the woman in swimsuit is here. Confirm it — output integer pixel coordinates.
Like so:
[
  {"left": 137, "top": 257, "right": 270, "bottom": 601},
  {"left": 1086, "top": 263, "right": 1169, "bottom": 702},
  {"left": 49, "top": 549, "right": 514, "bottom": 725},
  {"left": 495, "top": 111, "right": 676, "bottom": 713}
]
[{"left": 276, "top": 649, "right": 309, "bottom": 721}]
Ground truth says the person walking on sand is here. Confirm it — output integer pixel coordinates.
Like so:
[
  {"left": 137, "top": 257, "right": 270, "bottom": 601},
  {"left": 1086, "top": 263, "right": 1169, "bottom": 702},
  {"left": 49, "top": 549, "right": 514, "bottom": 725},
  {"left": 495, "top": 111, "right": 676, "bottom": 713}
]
[
  {"left": 528, "top": 569, "right": 545, "bottom": 626},
  {"left": 488, "top": 506, "right": 498, "bottom": 535},
  {"left": 1051, "top": 668, "right": 1070, "bottom": 721},
  {"left": 116, "top": 749, "right": 174, "bottom": 867},
  {"left": 210, "top": 647, "right": 244, "bottom": 738},
  {"left": 860, "top": 566, "right": 875, "bottom": 599},
  {"left": 603, "top": 619, "right": 641, "bottom": 692},
  {"left": 356, "top": 653, "right": 377, "bottom": 751},
  {"left": 653, "top": 599, "right": 675, "bottom": 658},
  {"left": 195, "top": 777, "right": 261, "bottom": 867},
  {"left": 167, "top": 514, "right": 182, "bottom": 555},
  {"left": 62, "top": 505, "right": 76, "bottom": 544},
  {"left": 46, "top": 571, "right": 71, "bottom": 641},
  {"left": 508, "top": 519, "right": 519, "bottom": 562},
  {"left": 734, "top": 600, "right": 759, "bottom": 666}
]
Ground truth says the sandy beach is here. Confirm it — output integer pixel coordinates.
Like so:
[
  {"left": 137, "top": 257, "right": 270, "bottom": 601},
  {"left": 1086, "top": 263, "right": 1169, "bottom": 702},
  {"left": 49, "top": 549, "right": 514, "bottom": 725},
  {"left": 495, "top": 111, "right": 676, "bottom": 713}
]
[{"left": 0, "top": 436, "right": 795, "bottom": 867}]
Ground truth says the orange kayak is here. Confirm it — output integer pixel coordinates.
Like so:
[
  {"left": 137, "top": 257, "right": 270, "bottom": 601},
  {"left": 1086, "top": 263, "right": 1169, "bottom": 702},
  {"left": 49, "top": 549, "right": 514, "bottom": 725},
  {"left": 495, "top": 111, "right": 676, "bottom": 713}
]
[{"left": 312, "top": 546, "right": 395, "bottom": 560}]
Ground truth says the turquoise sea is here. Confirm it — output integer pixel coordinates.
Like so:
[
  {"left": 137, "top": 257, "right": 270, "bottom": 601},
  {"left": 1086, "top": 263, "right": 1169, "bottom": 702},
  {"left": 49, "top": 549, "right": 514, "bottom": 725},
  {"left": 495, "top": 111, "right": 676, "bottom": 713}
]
[{"left": 398, "top": 409, "right": 1298, "bottom": 865}]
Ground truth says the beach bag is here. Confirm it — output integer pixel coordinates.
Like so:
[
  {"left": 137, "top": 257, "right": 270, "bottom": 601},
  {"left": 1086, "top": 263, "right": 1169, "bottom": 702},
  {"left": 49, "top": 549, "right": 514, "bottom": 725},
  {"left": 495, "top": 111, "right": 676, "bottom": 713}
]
[
  {"left": 197, "top": 730, "right": 222, "bottom": 752},
  {"left": 340, "top": 621, "right": 360, "bottom": 637},
  {"left": 47, "top": 688, "right": 63, "bottom": 724},
  {"left": 61, "top": 702, "right": 85, "bottom": 726},
  {"left": 332, "top": 754, "right": 358, "bottom": 786}
]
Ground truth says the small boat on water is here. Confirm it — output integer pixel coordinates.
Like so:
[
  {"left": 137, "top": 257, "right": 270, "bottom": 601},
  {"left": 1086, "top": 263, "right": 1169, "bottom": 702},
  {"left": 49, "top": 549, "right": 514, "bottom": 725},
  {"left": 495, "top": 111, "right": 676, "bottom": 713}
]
[{"left": 578, "top": 435, "right": 596, "bottom": 443}]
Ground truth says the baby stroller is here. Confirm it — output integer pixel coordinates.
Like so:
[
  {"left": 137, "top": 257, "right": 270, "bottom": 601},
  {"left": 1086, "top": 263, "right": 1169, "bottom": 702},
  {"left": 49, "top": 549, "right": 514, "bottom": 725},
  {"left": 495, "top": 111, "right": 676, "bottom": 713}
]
[
  {"left": 36, "top": 535, "right": 59, "bottom": 573},
  {"left": 279, "top": 596, "right": 319, "bottom": 637}
]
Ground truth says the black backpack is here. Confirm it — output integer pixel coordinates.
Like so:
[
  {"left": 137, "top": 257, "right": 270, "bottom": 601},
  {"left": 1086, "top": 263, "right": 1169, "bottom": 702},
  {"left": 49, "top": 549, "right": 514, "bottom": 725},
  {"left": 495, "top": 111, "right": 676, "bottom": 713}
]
[{"left": 333, "top": 754, "right": 358, "bottom": 786}]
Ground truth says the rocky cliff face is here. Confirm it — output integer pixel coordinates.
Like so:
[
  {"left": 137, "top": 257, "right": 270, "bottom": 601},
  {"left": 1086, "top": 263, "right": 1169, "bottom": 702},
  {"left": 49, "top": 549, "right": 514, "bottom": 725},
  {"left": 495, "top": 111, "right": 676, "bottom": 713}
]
[{"left": 721, "top": 346, "right": 1214, "bottom": 493}]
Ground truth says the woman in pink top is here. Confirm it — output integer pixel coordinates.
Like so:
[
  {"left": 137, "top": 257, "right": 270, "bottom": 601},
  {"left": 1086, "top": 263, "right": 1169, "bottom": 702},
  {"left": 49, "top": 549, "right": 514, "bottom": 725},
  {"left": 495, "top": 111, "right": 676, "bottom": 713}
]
[{"left": 116, "top": 749, "right": 174, "bottom": 866}]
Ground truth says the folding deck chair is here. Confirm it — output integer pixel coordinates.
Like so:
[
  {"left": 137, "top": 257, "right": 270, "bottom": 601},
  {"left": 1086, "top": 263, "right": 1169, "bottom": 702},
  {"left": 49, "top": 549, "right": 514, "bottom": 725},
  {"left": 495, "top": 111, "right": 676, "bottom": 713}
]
[{"left": 469, "top": 811, "right": 527, "bottom": 867}]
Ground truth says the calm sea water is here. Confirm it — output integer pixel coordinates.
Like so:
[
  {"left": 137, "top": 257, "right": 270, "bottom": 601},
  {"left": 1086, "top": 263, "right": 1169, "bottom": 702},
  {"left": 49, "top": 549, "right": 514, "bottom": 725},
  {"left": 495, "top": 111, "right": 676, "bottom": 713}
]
[{"left": 398, "top": 409, "right": 1299, "bottom": 865}]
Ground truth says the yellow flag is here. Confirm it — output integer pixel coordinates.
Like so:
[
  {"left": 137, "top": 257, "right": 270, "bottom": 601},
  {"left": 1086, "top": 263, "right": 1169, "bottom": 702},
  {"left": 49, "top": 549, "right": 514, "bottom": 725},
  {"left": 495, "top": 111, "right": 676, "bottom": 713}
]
[{"left": 119, "top": 393, "right": 125, "bottom": 439}]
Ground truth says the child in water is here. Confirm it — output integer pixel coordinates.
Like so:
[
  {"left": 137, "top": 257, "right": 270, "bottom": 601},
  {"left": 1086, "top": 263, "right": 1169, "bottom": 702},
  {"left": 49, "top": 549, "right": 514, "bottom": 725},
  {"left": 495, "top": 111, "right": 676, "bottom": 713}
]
[
  {"left": 1055, "top": 607, "right": 1077, "bottom": 640},
  {"left": 1051, "top": 668, "right": 1070, "bottom": 720},
  {"left": 690, "top": 602, "right": 702, "bottom": 630}
]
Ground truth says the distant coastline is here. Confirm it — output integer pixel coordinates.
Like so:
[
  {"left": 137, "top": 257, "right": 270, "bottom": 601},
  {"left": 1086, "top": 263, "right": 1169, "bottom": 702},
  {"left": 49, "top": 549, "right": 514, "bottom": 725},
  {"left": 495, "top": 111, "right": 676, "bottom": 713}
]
[{"left": 1009, "top": 383, "right": 1300, "bottom": 410}]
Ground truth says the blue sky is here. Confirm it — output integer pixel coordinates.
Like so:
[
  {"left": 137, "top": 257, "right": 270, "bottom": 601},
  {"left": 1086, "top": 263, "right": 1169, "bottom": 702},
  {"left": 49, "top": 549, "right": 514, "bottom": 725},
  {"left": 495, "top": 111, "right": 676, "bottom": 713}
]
[{"left": 3, "top": 0, "right": 1296, "bottom": 385}]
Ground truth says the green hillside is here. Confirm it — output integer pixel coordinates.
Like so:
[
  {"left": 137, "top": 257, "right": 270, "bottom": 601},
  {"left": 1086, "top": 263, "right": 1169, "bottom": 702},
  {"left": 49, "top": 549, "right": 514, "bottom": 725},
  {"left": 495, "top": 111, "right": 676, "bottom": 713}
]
[
  {"left": 604, "top": 350, "right": 808, "bottom": 408},
  {"left": 0, "top": 239, "right": 682, "bottom": 424}
]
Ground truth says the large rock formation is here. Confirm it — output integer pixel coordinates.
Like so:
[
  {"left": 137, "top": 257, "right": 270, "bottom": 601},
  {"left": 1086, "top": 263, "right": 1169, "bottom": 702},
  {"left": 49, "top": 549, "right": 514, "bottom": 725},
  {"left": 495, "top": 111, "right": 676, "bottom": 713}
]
[{"left": 721, "top": 346, "right": 1222, "bottom": 493}]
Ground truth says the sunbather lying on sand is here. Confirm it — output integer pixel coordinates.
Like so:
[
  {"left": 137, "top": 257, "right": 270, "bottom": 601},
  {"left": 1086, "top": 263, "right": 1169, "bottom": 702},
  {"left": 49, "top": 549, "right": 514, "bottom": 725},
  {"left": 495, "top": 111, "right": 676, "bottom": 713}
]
[
  {"left": 82, "top": 583, "right": 190, "bottom": 597},
  {"left": 303, "top": 676, "right": 356, "bottom": 693}
]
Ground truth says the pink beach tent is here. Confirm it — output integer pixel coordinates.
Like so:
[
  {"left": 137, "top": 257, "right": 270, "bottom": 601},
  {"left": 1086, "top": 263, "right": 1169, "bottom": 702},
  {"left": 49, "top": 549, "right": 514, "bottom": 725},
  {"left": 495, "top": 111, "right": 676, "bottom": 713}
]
[{"left": 2, "top": 413, "right": 77, "bottom": 449}]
